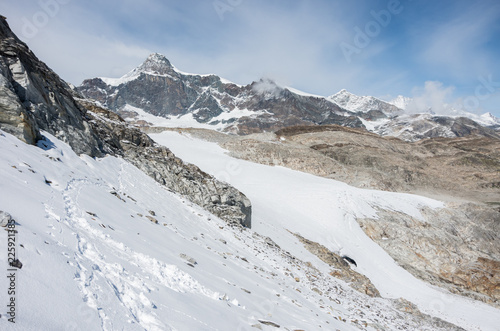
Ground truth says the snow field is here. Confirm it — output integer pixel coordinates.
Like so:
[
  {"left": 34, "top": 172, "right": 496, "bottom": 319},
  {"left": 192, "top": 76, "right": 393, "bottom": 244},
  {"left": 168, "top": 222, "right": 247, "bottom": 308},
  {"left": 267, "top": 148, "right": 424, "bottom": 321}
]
[{"left": 150, "top": 130, "right": 500, "bottom": 331}]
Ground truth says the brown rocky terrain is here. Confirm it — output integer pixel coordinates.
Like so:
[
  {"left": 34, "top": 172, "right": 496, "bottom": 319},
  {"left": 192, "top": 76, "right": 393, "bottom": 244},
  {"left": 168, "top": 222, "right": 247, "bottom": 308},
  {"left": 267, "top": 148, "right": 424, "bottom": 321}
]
[
  {"left": 292, "top": 232, "right": 381, "bottom": 298},
  {"left": 358, "top": 205, "right": 499, "bottom": 307},
  {"left": 145, "top": 125, "right": 500, "bottom": 308},
  {"left": 151, "top": 125, "right": 499, "bottom": 204}
]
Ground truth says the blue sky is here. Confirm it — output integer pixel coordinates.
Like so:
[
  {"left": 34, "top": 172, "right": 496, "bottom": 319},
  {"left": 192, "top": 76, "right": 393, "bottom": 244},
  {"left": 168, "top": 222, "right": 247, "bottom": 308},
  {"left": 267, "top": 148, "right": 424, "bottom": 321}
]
[{"left": 2, "top": 0, "right": 500, "bottom": 115}]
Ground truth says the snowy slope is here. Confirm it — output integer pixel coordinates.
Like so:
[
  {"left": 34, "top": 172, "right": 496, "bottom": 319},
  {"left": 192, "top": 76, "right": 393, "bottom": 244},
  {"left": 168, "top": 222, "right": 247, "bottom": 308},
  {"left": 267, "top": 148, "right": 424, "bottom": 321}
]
[
  {"left": 122, "top": 104, "right": 268, "bottom": 131},
  {"left": 0, "top": 130, "right": 352, "bottom": 330},
  {"left": 150, "top": 130, "right": 500, "bottom": 331},
  {"left": 3, "top": 129, "right": 475, "bottom": 330}
]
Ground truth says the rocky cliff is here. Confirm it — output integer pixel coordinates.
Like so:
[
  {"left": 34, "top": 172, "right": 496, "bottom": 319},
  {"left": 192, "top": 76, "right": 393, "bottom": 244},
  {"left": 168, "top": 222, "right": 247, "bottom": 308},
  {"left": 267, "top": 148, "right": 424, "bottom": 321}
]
[
  {"left": 0, "top": 17, "right": 251, "bottom": 227},
  {"left": 0, "top": 17, "right": 102, "bottom": 155}
]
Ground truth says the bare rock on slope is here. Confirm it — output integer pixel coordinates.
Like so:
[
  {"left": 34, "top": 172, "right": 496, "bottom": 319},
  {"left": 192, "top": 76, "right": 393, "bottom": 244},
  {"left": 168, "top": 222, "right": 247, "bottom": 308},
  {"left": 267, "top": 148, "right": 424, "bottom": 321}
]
[
  {"left": 358, "top": 204, "right": 500, "bottom": 307},
  {"left": 82, "top": 101, "right": 252, "bottom": 227},
  {"left": 0, "top": 17, "right": 102, "bottom": 156},
  {"left": 293, "top": 232, "right": 381, "bottom": 297}
]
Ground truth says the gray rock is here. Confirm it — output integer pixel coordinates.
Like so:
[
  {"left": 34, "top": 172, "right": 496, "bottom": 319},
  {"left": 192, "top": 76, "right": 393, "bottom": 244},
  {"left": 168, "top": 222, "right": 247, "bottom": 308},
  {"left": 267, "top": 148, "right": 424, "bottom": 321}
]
[
  {"left": 10, "top": 258, "right": 22, "bottom": 269},
  {"left": 0, "top": 17, "right": 103, "bottom": 156},
  {"left": 0, "top": 210, "right": 12, "bottom": 227}
]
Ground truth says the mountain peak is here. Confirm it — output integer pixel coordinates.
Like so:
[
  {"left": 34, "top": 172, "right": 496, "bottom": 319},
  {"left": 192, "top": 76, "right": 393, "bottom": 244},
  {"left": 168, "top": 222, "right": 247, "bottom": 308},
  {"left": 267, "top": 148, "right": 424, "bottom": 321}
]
[
  {"left": 136, "top": 53, "right": 174, "bottom": 75},
  {"left": 332, "top": 89, "right": 352, "bottom": 97},
  {"left": 144, "top": 53, "right": 172, "bottom": 66}
]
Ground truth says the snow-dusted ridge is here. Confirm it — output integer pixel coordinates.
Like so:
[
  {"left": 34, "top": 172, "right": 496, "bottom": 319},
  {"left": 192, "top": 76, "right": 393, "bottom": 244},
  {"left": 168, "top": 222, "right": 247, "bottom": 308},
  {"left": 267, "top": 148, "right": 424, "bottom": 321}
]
[{"left": 99, "top": 53, "right": 242, "bottom": 87}]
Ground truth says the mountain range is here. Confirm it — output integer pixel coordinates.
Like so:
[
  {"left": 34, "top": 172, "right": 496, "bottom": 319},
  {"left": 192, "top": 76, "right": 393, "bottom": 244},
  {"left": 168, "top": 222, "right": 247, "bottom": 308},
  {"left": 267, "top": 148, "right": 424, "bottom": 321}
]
[{"left": 78, "top": 53, "right": 500, "bottom": 141}]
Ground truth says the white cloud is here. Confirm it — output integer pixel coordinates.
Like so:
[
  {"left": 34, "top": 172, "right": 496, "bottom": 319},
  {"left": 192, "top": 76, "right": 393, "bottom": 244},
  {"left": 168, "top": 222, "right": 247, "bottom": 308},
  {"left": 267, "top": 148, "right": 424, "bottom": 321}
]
[
  {"left": 406, "top": 81, "right": 456, "bottom": 115},
  {"left": 252, "top": 78, "right": 282, "bottom": 97}
]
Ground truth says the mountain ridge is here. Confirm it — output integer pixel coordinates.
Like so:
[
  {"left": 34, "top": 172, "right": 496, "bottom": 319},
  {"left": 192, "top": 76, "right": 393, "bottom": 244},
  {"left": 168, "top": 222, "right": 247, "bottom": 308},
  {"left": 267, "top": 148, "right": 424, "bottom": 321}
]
[{"left": 79, "top": 53, "right": 500, "bottom": 141}]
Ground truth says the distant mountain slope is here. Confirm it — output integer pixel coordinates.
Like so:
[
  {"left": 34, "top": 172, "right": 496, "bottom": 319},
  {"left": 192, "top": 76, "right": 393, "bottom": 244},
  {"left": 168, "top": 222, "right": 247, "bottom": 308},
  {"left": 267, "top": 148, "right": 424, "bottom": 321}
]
[
  {"left": 78, "top": 54, "right": 365, "bottom": 134},
  {"left": 79, "top": 53, "right": 500, "bottom": 141}
]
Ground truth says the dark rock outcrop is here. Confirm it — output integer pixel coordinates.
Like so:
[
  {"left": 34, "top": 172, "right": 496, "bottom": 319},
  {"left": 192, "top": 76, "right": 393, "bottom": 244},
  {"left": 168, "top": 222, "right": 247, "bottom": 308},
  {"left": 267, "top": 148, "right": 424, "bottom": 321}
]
[{"left": 0, "top": 17, "right": 103, "bottom": 156}]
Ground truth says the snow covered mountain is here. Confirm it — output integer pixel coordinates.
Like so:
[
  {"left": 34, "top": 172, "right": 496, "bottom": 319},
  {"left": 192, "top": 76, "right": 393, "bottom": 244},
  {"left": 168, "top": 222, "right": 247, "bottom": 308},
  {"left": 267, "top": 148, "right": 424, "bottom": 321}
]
[
  {"left": 78, "top": 54, "right": 361, "bottom": 134},
  {"left": 79, "top": 55, "right": 500, "bottom": 142},
  {"left": 328, "top": 89, "right": 401, "bottom": 115},
  {"left": 1, "top": 15, "right": 500, "bottom": 331}
]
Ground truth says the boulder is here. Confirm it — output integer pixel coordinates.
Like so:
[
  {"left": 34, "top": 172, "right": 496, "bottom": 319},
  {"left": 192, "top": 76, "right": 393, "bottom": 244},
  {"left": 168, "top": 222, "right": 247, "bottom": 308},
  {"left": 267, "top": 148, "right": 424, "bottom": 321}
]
[{"left": 0, "top": 210, "right": 12, "bottom": 227}]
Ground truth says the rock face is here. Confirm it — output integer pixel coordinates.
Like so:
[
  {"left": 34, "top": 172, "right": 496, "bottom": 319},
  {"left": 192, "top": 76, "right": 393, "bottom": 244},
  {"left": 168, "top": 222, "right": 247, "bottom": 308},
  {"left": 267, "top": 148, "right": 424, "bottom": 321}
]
[
  {"left": 0, "top": 17, "right": 102, "bottom": 156},
  {"left": 358, "top": 205, "right": 500, "bottom": 308},
  {"left": 0, "top": 17, "right": 251, "bottom": 227}
]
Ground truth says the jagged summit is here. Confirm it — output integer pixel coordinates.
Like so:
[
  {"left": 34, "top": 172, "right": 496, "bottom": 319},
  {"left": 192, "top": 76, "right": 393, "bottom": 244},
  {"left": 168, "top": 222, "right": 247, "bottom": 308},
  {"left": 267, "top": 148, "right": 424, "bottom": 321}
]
[
  {"left": 98, "top": 52, "right": 177, "bottom": 86},
  {"left": 136, "top": 52, "right": 174, "bottom": 74},
  {"left": 145, "top": 52, "right": 171, "bottom": 64}
]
